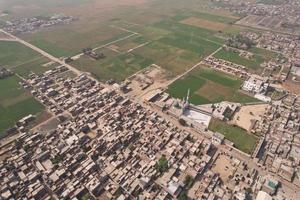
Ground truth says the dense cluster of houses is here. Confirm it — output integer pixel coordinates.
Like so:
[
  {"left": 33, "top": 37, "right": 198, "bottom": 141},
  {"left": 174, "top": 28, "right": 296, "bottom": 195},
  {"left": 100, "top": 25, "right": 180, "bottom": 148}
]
[
  {"left": 252, "top": 94, "right": 300, "bottom": 186},
  {"left": 1, "top": 64, "right": 294, "bottom": 199}
]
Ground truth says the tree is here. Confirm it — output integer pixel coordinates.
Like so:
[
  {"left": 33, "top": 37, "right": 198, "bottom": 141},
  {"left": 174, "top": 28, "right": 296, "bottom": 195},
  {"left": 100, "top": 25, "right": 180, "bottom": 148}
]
[
  {"left": 179, "top": 118, "right": 187, "bottom": 126},
  {"left": 155, "top": 155, "right": 168, "bottom": 173},
  {"left": 178, "top": 191, "right": 188, "bottom": 200},
  {"left": 184, "top": 175, "right": 194, "bottom": 189}
]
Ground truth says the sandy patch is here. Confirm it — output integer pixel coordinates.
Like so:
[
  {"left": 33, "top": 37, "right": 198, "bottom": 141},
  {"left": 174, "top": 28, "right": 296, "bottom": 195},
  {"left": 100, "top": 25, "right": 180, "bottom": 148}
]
[
  {"left": 212, "top": 154, "right": 236, "bottom": 182},
  {"left": 283, "top": 80, "right": 300, "bottom": 95},
  {"left": 180, "top": 17, "right": 228, "bottom": 31},
  {"left": 231, "top": 104, "right": 268, "bottom": 131}
]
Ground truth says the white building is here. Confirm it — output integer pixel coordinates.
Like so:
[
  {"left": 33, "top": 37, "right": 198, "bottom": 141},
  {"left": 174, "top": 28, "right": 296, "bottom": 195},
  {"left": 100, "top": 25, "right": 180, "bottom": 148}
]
[{"left": 242, "top": 75, "right": 268, "bottom": 93}]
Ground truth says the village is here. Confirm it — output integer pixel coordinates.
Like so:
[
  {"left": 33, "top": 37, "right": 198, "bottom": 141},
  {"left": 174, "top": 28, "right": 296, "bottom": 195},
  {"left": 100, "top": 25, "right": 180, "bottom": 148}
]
[
  {"left": 2, "top": 14, "right": 77, "bottom": 34},
  {"left": 0, "top": 0, "right": 299, "bottom": 200},
  {"left": 0, "top": 65, "right": 297, "bottom": 200}
]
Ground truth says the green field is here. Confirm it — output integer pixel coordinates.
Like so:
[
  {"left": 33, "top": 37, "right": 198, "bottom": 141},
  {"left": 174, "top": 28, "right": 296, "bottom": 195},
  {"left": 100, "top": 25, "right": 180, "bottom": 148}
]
[
  {"left": 0, "top": 76, "right": 44, "bottom": 134},
  {"left": 209, "top": 118, "right": 258, "bottom": 154},
  {"left": 0, "top": 41, "right": 41, "bottom": 67},
  {"left": 214, "top": 47, "right": 280, "bottom": 73},
  {"left": 0, "top": 41, "right": 59, "bottom": 78},
  {"left": 13, "top": 58, "right": 58, "bottom": 78},
  {"left": 167, "top": 67, "right": 258, "bottom": 104},
  {"left": 214, "top": 48, "right": 264, "bottom": 72},
  {"left": 72, "top": 50, "right": 153, "bottom": 81}
]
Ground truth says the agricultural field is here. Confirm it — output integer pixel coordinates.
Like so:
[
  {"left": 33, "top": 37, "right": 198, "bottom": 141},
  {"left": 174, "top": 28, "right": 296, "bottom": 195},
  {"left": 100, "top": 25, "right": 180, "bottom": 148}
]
[
  {"left": 72, "top": 49, "right": 153, "bottom": 81},
  {"left": 13, "top": 58, "right": 59, "bottom": 78},
  {"left": 167, "top": 66, "right": 258, "bottom": 105},
  {"left": 0, "top": 75, "right": 44, "bottom": 134},
  {"left": 180, "top": 17, "right": 228, "bottom": 31},
  {"left": 0, "top": 41, "right": 58, "bottom": 78},
  {"left": 2, "top": 0, "right": 245, "bottom": 82},
  {"left": 209, "top": 118, "right": 258, "bottom": 154},
  {"left": 0, "top": 41, "right": 41, "bottom": 68}
]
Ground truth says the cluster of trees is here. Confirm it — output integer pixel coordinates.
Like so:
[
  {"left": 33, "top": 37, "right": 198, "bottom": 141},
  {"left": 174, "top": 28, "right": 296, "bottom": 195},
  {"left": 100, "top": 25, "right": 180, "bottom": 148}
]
[
  {"left": 226, "top": 34, "right": 254, "bottom": 50},
  {"left": 155, "top": 155, "right": 169, "bottom": 173}
]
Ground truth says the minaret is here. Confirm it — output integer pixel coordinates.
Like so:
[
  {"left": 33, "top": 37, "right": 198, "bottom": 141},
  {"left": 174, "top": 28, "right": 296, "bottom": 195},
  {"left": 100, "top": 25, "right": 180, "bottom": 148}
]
[
  {"left": 186, "top": 89, "right": 190, "bottom": 104},
  {"left": 182, "top": 89, "right": 190, "bottom": 114}
]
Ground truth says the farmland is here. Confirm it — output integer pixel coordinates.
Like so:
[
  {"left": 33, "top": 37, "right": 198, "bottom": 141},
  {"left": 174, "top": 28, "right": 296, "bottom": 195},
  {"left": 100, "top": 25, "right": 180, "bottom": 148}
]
[
  {"left": 0, "top": 75, "right": 44, "bottom": 134},
  {"left": 0, "top": 41, "right": 41, "bottom": 68},
  {"left": 1, "top": 0, "right": 240, "bottom": 82},
  {"left": 167, "top": 67, "right": 258, "bottom": 105},
  {"left": 209, "top": 118, "right": 258, "bottom": 154},
  {"left": 70, "top": 9, "right": 233, "bottom": 81},
  {"left": 0, "top": 41, "right": 58, "bottom": 78},
  {"left": 72, "top": 50, "right": 153, "bottom": 81}
]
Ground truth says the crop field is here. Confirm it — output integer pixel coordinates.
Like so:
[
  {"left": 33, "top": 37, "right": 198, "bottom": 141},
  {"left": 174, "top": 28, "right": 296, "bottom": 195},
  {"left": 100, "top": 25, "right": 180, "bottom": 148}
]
[
  {"left": 0, "top": 75, "right": 44, "bottom": 134},
  {"left": 0, "top": 41, "right": 41, "bottom": 67},
  {"left": 22, "top": 25, "right": 131, "bottom": 58},
  {"left": 167, "top": 67, "right": 258, "bottom": 105},
  {"left": 2, "top": 0, "right": 244, "bottom": 82},
  {"left": 180, "top": 17, "right": 228, "bottom": 31},
  {"left": 13, "top": 58, "right": 58, "bottom": 78},
  {"left": 0, "top": 41, "right": 59, "bottom": 77},
  {"left": 209, "top": 118, "right": 258, "bottom": 154},
  {"left": 72, "top": 49, "right": 153, "bottom": 81}
]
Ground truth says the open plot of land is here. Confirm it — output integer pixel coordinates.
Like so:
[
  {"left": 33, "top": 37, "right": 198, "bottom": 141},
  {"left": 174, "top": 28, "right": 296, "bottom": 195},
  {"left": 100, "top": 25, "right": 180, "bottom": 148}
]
[
  {"left": 167, "top": 67, "right": 258, "bottom": 105},
  {"left": 209, "top": 118, "right": 258, "bottom": 154},
  {"left": 0, "top": 41, "right": 41, "bottom": 67},
  {"left": 232, "top": 104, "right": 268, "bottom": 131},
  {"left": 0, "top": 75, "right": 44, "bottom": 134},
  {"left": 212, "top": 155, "right": 236, "bottom": 182}
]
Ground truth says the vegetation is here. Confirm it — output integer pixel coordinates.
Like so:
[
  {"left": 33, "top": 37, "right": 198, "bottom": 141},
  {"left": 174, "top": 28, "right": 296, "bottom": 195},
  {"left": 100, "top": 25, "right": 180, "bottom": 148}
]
[
  {"left": 155, "top": 155, "right": 169, "bottom": 173},
  {"left": 178, "top": 191, "right": 188, "bottom": 200},
  {"left": 0, "top": 76, "right": 44, "bottom": 134},
  {"left": 0, "top": 41, "right": 41, "bottom": 68},
  {"left": 167, "top": 67, "right": 258, "bottom": 105},
  {"left": 184, "top": 175, "right": 194, "bottom": 189},
  {"left": 214, "top": 48, "right": 264, "bottom": 72},
  {"left": 226, "top": 34, "right": 254, "bottom": 50},
  {"left": 51, "top": 155, "right": 63, "bottom": 165},
  {"left": 13, "top": 57, "right": 57, "bottom": 78},
  {"left": 72, "top": 51, "right": 153, "bottom": 82},
  {"left": 208, "top": 118, "right": 258, "bottom": 154}
]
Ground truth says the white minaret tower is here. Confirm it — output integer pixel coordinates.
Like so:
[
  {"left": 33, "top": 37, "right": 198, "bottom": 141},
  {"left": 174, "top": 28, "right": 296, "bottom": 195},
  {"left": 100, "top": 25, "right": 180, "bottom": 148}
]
[{"left": 186, "top": 89, "right": 190, "bottom": 104}]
